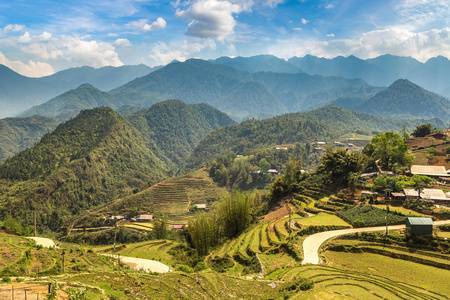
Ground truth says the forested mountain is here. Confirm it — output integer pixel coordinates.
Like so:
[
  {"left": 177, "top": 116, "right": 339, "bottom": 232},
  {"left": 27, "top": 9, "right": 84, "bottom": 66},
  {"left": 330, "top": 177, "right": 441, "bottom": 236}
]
[
  {"left": 126, "top": 100, "right": 236, "bottom": 169},
  {"left": 353, "top": 79, "right": 450, "bottom": 121},
  {"left": 0, "top": 64, "right": 154, "bottom": 118},
  {"left": 185, "top": 104, "right": 446, "bottom": 170},
  {"left": 0, "top": 107, "right": 167, "bottom": 229},
  {"left": 0, "top": 115, "right": 59, "bottom": 164},
  {"left": 19, "top": 84, "right": 117, "bottom": 120},
  {"left": 212, "top": 55, "right": 303, "bottom": 73}
]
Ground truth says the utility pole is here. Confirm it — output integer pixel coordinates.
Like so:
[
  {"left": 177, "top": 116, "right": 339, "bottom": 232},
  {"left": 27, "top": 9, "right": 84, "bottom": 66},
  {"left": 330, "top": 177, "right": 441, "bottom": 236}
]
[
  {"left": 34, "top": 211, "right": 37, "bottom": 237},
  {"left": 113, "top": 220, "right": 118, "bottom": 255}
]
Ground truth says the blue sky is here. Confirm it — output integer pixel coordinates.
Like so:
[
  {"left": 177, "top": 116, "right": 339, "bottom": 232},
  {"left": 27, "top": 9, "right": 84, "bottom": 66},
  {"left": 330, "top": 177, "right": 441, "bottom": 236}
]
[{"left": 0, "top": 0, "right": 449, "bottom": 77}]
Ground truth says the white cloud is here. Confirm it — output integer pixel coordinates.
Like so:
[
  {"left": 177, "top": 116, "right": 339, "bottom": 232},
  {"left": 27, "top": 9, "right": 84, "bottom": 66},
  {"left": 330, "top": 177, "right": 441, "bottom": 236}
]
[
  {"left": 0, "top": 51, "right": 54, "bottom": 77},
  {"left": 113, "top": 38, "right": 131, "bottom": 47},
  {"left": 293, "top": 27, "right": 302, "bottom": 31},
  {"left": 149, "top": 39, "right": 216, "bottom": 65},
  {"left": 301, "top": 18, "right": 309, "bottom": 25},
  {"left": 18, "top": 32, "right": 32, "bottom": 44},
  {"left": 176, "top": 0, "right": 243, "bottom": 40},
  {"left": 3, "top": 24, "right": 26, "bottom": 33},
  {"left": 267, "top": 27, "right": 450, "bottom": 62},
  {"left": 395, "top": 0, "right": 450, "bottom": 28},
  {"left": 39, "top": 32, "right": 52, "bottom": 41},
  {"left": 126, "top": 18, "right": 166, "bottom": 32},
  {"left": 324, "top": 4, "right": 334, "bottom": 9},
  {"left": 326, "top": 33, "right": 335, "bottom": 37}
]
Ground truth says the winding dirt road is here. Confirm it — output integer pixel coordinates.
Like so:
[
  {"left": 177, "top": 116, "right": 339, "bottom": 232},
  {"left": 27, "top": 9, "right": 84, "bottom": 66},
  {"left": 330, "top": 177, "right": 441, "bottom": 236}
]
[{"left": 301, "top": 220, "right": 450, "bottom": 265}]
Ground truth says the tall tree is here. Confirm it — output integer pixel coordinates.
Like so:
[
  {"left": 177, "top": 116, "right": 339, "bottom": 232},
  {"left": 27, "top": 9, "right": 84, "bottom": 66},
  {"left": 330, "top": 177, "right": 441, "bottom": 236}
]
[
  {"left": 363, "top": 132, "right": 413, "bottom": 171},
  {"left": 318, "top": 149, "right": 363, "bottom": 187}
]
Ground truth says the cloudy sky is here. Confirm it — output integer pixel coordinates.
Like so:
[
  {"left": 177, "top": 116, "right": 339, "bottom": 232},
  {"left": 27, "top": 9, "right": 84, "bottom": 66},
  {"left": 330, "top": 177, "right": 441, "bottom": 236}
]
[{"left": 0, "top": 0, "right": 449, "bottom": 77}]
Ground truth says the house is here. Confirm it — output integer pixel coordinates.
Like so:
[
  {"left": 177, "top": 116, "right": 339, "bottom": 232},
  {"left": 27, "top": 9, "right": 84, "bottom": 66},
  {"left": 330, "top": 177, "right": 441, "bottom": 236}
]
[
  {"left": 268, "top": 169, "right": 280, "bottom": 174},
  {"left": 405, "top": 217, "right": 433, "bottom": 235},
  {"left": 421, "top": 189, "right": 450, "bottom": 205},
  {"left": 137, "top": 214, "right": 154, "bottom": 222},
  {"left": 110, "top": 215, "right": 124, "bottom": 221},
  {"left": 173, "top": 224, "right": 184, "bottom": 229},
  {"left": 195, "top": 204, "right": 208, "bottom": 209},
  {"left": 347, "top": 143, "right": 354, "bottom": 147},
  {"left": 410, "top": 165, "right": 449, "bottom": 178},
  {"left": 313, "top": 147, "right": 324, "bottom": 153},
  {"left": 317, "top": 142, "right": 326, "bottom": 145},
  {"left": 360, "top": 172, "right": 380, "bottom": 178},
  {"left": 391, "top": 192, "right": 406, "bottom": 201},
  {"left": 403, "top": 189, "right": 419, "bottom": 200},
  {"left": 443, "top": 129, "right": 450, "bottom": 136}
]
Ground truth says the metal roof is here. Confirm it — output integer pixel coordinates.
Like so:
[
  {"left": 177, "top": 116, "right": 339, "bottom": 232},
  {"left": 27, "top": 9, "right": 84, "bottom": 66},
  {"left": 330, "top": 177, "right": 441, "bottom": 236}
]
[
  {"left": 407, "top": 217, "right": 434, "bottom": 225},
  {"left": 421, "top": 189, "right": 447, "bottom": 201},
  {"left": 411, "top": 165, "right": 449, "bottom": 177},
  {"left": 403, "top": 189, "right": 419, "bottom": 197}
]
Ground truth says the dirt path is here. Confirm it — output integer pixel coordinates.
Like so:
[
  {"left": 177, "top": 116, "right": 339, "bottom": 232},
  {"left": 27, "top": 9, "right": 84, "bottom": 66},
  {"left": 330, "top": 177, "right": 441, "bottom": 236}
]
[
  {"left": 26, "top": 237, "right": 56, "bottom": 248},
  {"left": 102, "top": 254, "right": 172, "bottom": 273},
  {"left": 302, "top": 220, "right": 450, "bottom": 265}
]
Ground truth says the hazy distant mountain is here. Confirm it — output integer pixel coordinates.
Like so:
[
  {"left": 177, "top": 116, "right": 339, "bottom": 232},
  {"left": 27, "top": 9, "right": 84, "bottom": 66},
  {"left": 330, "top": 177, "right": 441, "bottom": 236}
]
[
  {"left": 288, "top": 54, "right": 450, "bottom": 99},
  {"left": 19, "top": 84, "right": 116, "bottom": 120},
  {"left": 0, "top": 64, "right": 154, "bottom": 118},
  {"left": 110, "top": 59, "right": 378, "bottom": 120},
  {"left": 110, "top": 59, "right": 288, "bottom": 121},
  {"left": 212, "top": 55, "right": 303, "bottom": 73},
  {"left": 354, "top": 79, "right": 450, "bottom": 121},
  {"left": 0, "top": 115, "right": 58, "bottom": 164},
  {"left": 127, "top": 100, "right": 236, "bottom": 169}
]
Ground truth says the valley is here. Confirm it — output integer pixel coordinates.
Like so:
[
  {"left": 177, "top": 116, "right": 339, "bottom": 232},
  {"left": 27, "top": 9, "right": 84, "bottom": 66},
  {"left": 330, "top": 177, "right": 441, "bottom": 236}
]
[{"left": 0, "top": 54, "right": 449, "bottom": 299}]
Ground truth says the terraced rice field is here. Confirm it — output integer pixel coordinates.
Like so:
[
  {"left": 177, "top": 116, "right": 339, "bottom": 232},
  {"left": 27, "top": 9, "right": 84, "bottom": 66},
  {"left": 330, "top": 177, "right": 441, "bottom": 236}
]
[
  {"left": 267, "top": 265, "right": 448, "bottom": 300},
  {"left": 294, "top": 212, "right": 351, "bottom": 227}
]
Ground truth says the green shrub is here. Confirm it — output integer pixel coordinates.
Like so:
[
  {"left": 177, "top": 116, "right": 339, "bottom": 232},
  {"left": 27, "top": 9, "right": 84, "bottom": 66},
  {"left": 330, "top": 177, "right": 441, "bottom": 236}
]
[
  {"left": 176, "top": 264, "right": 194, "bottom": 273},
  {"left": 2, "top": 276, "right": 11, "bottom": 283}
]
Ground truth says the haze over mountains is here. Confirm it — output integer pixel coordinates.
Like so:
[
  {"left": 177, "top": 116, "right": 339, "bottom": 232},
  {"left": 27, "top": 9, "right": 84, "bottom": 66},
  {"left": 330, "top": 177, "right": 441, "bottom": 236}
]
[{"left": 3, "top": 54, "right": 449, "bottom": 124}]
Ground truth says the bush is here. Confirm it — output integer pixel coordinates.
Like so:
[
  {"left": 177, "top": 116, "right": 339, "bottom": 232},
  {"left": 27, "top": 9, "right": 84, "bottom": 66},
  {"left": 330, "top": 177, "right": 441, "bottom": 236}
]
[
  {"left": 2, "top": 276, "right": 11, "bottom": 283},
  {"left": 176, "top": 264, "right": 194, "bottom": 273}
]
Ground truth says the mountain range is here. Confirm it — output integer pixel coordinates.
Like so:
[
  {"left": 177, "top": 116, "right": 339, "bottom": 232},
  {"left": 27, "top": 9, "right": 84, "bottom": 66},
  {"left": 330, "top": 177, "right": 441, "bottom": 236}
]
[{"left": 0, "top": 64, "right": 154, "bottom": 118}]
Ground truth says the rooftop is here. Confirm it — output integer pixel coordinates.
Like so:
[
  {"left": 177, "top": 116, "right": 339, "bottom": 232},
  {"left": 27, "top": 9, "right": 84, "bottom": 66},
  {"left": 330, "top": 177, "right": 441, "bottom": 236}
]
[
  {"left": 411, "top": 165, "right": 449, "bottom": 177},
  {"left": 421, "top": 189, "right": 447, "bottom": 201},
  {"left": 407, "top": 217, "right": 434, "bottom": 225}
]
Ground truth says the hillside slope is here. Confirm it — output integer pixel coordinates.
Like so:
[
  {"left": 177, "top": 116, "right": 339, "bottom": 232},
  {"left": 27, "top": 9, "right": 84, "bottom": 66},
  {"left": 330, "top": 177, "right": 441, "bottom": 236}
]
[
  {"left": 127, "top": 100, "right": 236, "bottom": 169},
  {"left": 0, "top": 116, "right": 59, "bottom": 164},
  {"left": 19, "top": 84, "right": 116, "bottom": 120},
  {"left": 0, "top": 107, "right": 167, "bottom": 229}
]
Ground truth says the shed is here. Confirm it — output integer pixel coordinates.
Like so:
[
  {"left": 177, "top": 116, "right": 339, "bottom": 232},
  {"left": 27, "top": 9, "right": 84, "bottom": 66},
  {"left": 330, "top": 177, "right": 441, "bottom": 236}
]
[
  {"left": 405, "top": 217, "right": 433, "bottom": 235},
  {"left": 361, "top": 191, "right": 377, "bottom": 198},
  {"left": 137, "top": 214, "right": 154, "bottom": 222},
  {"left": 173, "top": 224, "right": 184, "bottom": 229},
  {"left": 411, "top": 165, "right": 449, "bottom": 177},
  {"left": 403, "top": 189, "right": 419, "bottom": 200},
  {"left": 195, "top": 204, "right": 208, "bottom": 209},
  {"left": 268, "top": 169, "right": 280, "bottom": 174}
]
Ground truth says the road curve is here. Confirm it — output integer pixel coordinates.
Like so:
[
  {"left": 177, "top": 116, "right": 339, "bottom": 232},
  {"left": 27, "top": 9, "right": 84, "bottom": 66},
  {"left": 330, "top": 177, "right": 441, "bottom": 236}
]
[
  {"left": 301, "top": 220, "right": 450, "bottom": 265},
  {"left": 102, "top": 254, "right": 172, "bottom": 273}
]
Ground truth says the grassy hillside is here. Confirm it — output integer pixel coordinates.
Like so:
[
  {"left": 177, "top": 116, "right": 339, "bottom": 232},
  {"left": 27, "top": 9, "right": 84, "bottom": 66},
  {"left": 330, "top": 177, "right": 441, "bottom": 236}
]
[
  {"left": 0, "top": 115, "right": 58, "bottom": 164},
  {"left": 0, "top": 107, "right": 167, "bottom": 230}
]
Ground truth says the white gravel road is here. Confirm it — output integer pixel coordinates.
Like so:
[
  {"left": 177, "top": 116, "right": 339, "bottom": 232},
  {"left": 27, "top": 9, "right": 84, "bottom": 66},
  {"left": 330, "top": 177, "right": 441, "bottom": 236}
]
[
  {"left": 102, "top": 254, "right": 172, "bottom": 273},
  {"left": 26, "top": 237, "right": 56, "bottom": 248},
  {"left": 301, "top": 220, "right": 450, "bottom": 265}
]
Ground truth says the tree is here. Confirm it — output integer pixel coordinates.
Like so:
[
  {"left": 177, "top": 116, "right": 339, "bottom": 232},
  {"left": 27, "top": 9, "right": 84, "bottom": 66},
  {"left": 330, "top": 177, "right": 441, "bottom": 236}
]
[
  {"left": 317, "top": 149, "right": 363, "bottom": 187},
  {"left": 363, "top": 132, "right": 413, "bottom": 171},
  {"left": 400, "top": 124, "right": 410, "bottom": 141},
  {"left": 410, "top": 174, "right": 432, "bottom": 198},
  {"left": 411, "top": 123, "right": 439, "bottom": 137},
  {"left": 426, "top": 147, "right": 437, "bottom": 160},
  {"left": 153, "top": 216, "right": 168, "bottom": 239},
  {"left": 258, "top": 158, "right": 271, "bottom": 173}
]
